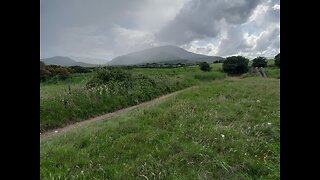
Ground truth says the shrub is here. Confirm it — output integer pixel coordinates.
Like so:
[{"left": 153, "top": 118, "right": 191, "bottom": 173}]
[
  {"left": 69, "top": 66, "right": 91, "bottom": 73},
  {"left": 222, "top": 56, "right": 249, "bottom": 75},
  {"left": 86, "top": 68, "right": 133, "bottom": 89},
  {"left": 40, "top": 67, "right": 51, "bottom": 82},
  {"left": 40, "top": 62, "right": 71, "bottom": 82},
  {"left": 252, "top": 56, "right": 267, "bottom": 67},
  {"left": 274, "top": 53, "right": 280, "bottom": 67},
  {"left": 52, "top": 67, "right": 71, "bottom": 80},
  {"left": 199, "top": 62, "right": 212, "bottom": 71}
]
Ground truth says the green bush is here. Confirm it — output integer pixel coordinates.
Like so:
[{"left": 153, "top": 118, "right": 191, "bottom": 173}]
[
  {"left": 222, "top": 56, "right": 249, "bottom": 75},
  {"left": 40, "top": 62, "right": 71, "bottom": 82},
  {"left": 274, "top": 53, "right": 280, "bottom": 67},
  {"left": 86, "top": 68, "right": 133, "bottom": 89},
  {"left": 252, "top": 56, "right": 267, "bottom": 67},
  {"left": 69, "top": 66, "right": 91, "bottom": 73},
  {"left": 199, "top": 62, "right": 212, "bottom": 71}
]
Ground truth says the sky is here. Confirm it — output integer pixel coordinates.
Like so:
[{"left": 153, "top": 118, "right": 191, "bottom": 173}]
[{"left": 40, "top": 0, "right": 280, "bottom": 64}]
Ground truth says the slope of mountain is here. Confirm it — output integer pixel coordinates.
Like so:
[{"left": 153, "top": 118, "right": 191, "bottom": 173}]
[
  {"left": 69, "top": 56, "right": 108, "bottom": 65},
  {"left": 41, "top": 56, "right": 99, "bottom": 67},
  {"left": 107, "top": 45, "right": 224, "bottom": 65}
]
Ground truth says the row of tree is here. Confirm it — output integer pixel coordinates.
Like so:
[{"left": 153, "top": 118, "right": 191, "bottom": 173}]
[{"left": 199, "top": 53, "right": 280, "bottom": 75}]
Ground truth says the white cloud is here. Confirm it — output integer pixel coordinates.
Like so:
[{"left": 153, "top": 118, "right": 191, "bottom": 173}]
[{"left": 272, "top": 4, "right": 280, "bottom": 10}]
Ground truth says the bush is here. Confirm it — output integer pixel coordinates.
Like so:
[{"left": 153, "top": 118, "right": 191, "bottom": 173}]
[
  {"left": 222, "top": 56, "right": 249, "bottom": 75},
  {"left": 199, "top": 62, "right": 212, "bottom": 71},
  {"left": 275, "top": 53, "right": 280, "bottom": 67},
  {"left": 40, "top": 61, "right": 71, "bottom": 82},
  {"left": 252, "top": 56, "right": 267, "bottom": 67},
  {"left": 69, "top": 66, "right": 91, "bottom": 73},
  {"left": 40, "top": 67, "right": 51, "bottom": 82},
  {"left": 86, "top": 68, "right": 133, "bottom": 89}
]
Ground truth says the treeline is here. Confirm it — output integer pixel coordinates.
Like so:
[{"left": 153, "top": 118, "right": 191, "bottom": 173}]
[
  {"left": 113, "top": 60, "right": 223, "bottom": 69},
  {"left": 221, "top": 53, "right": 280, "bottom": 75},
  {"left": 40, "top": 61, "right": 93, "bottom": 82}
]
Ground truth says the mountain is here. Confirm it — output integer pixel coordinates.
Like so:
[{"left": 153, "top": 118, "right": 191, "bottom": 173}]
[
  {"left": 69, "top": 56, "right": 108, "bottom": 65},
  {"left": 41, "top": 56, "right": 99, "bottom": 67},
  {"left": 106, "top": 45, "right": 224, "bottom": 66}
]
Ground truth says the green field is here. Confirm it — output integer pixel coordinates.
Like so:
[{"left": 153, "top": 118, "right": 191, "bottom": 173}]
[{"left": 41, "top": 76, "right": 280, "bottom": 179}]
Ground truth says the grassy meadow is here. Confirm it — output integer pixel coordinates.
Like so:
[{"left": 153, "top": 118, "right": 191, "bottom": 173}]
[{"left": 41, "top": 76, "right": 280, "bottom": 179}]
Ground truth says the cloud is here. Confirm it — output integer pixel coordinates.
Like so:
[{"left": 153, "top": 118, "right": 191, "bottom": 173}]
[
  {"left": 40, "top": 0, "right": 185, "bottom": 61},
  {"left": 191, "top": 0, "right": 279, "bottom": 58},
  {"left": 156, "top": 0, "right": 262, "bottom": 44},
  {"left": 41, "top": 0, "right": 280, "bottom": 63}
]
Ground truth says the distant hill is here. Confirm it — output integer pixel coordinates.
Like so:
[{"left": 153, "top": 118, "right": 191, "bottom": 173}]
[
  {"left": 41, "top": 56, "right": 99, "bottom": 67},
  {"left": 106, "top": 45, "right": 224, "bottom": 66}
]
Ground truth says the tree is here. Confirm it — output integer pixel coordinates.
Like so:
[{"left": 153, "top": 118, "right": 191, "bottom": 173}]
[
  {"left": 252, "top": 56, "right": 267, "bottom": 67},
  {"left": 222, "top": 56, "right": 249, "bottom": 75},
  {"left": 69, "top": 66, "right": 90, "bottom": 73},
  {"left": 199, "top": 62, "right": 212, "bottom": 71},
  {"left": 275, "top": 53, "right": 280, "bottom": 67}
]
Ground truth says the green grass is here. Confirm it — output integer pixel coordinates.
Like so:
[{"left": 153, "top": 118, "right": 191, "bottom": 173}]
[
  {"left": 41, "top": 77, "right": 280, "bottom": 179},
  {"left": 40, "top": 65, "right": 228, "bottom": 132},
  {"left": 194, "top": 71, "right": 226, "bottom": 81},
  {"left": 263, "top": 66, "right": 280, "bottom": 79}
]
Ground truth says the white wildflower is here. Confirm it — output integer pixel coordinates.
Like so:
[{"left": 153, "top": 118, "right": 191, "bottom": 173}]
[
  {"left": 267, "top": 123, "right": 272, "bottom": 125},
  {"left": 55, "top": 130, "right": 58, "bottom": 133},
  {"left": 221, "top": 134, "right": 225, "bottom": 138},
  {"left": 256, "top": 100, "right": 260, "bottom": 103}
]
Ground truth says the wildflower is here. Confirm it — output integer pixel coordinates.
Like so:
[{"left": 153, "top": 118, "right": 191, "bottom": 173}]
[
  {"left": 221, "top": 134, "right": 225, "bottom": 138},
  {"left": 55, "top": 130, "right": 58, "bottom": 133},
  {"left": 267, "top": 123, "right": 272, "bottom": 125},
  {"left": 256, "top": 100, "right": 260, "bottom": 103}
]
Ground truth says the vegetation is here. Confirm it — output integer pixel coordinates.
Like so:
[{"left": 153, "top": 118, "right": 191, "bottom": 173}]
[
  {"left": 40, "top": 60, "right": 281, "bottom": 133},
  {"left": 274, "top": 53, "right": 280, "bottom": 67},
  {"left": 194, "top": 71, "right": 226, "bottom": 81},
  {"left": 222, "top": 56, "right": 249, "bottom": 75},
  {"left": 40, "top": 61, "right": 71, "bottom": 82},
  {"left": 69, "top": 66, "right": 92, "bottom": 73},
  {"left": 41, "top": 77, "right": 280, "bottom": 179},
  {"left": 40, "top": 66, "right": 215, "bottom": 132},
  {"left": 199, "top": 62, "right": 212, "bottom": 71},
  {"left": 40, "top": 61, "right": 95, "bottom": 82},
  {"left": 263, "top": 66, "right": 280, "bottom": 79},
  {"left": 252, "top": 57, "right": 267, "bottom": 68}
]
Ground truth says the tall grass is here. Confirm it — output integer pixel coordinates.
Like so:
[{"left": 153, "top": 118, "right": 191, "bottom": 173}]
[
  {"left": 40, "top": 67, "right": 202, "bottom": 132},
  {"left": 194, "top": 71, "right": 226, "bottom": 81}
]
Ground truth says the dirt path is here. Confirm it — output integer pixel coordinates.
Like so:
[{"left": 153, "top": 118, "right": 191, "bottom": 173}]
[{"left": 40, "top": 86, "right": 198, "bottom": 141}]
